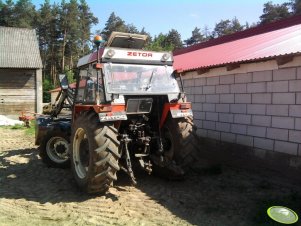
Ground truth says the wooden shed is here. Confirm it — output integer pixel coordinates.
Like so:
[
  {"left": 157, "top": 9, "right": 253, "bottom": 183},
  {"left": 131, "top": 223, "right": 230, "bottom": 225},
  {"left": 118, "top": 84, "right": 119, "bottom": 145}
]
[{"left": 0, "top": 27, "right": 43, "bottom": 117}]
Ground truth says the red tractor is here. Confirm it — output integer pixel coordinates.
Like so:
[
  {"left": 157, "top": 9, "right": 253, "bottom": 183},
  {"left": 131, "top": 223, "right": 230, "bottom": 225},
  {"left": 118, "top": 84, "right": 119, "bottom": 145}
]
[{"left": 36, "top": 32, "right": 199, "bottom": 193}]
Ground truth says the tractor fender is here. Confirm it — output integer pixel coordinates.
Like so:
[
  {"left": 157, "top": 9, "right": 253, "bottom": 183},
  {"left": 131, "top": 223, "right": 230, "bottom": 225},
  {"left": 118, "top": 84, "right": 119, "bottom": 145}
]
[
  {"left": 35, "top": 116, "right": 71, "bottom": 145},
  {"left": 159, "top": 103, "right": 193, "bottom": 128}
]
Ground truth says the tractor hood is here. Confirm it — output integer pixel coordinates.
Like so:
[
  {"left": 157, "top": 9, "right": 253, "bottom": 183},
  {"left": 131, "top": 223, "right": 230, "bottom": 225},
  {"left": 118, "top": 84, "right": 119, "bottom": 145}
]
[
  {"left": 77, "top": 32, "right": 173, "bottom": 68},
  {"left": 106, "top": 32, "right": 148, "bottom": 49}
]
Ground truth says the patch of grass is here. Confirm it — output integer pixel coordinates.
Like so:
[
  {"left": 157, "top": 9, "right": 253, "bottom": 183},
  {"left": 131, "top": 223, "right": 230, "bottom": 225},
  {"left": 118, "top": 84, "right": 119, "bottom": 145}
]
[
  {"left": 25, "top": 120, "right": 36, "bottom": 137},
  {"left": 10, "top": 124, "right": 25, "bottom": 130},
  {"left": 0, "top": 120, "right": 35, "bottom": 137},
  {"left": 0, "top": 124, "right": 25, "bottom": 130}
]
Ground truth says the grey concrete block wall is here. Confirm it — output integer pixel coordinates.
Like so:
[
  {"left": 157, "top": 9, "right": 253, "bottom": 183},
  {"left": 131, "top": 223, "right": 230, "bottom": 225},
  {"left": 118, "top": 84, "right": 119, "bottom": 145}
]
[{"left": 184, "top": 66, "right": 301, "bottom": 157}]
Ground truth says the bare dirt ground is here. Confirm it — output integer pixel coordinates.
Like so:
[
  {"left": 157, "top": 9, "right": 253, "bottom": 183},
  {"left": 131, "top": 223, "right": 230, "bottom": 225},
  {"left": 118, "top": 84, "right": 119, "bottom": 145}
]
[{"left": 0, "top": 127, "right": 300, "bottom": 226}]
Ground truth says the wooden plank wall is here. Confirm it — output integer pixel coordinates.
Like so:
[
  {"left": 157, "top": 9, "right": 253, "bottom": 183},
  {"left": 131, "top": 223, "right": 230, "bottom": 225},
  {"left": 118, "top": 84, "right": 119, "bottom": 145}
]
[{"left": 0, "top": 69, "right": 36, "bottom": 115}]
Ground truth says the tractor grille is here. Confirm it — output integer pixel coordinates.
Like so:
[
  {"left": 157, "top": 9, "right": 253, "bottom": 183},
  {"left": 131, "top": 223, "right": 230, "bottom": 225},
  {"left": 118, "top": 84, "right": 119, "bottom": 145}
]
[{"left": 126, "top": 98, "right": 153, "bottom": 114}]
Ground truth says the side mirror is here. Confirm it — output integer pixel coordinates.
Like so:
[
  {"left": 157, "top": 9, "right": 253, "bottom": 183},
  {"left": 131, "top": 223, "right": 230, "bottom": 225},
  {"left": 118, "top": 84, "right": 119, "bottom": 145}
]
[
  {"left": 172, "top": 70, "right": 180, "bottom": 79},
  {"left": 59, "top": 74, "right": 69, "bottom": 90}
]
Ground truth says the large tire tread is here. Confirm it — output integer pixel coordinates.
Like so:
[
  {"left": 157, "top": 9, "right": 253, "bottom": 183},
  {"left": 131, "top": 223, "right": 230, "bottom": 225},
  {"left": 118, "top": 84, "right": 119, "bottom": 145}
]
[
  {"left": 166, "top": 116, "right": 200, "bottom": 169},
  {"left": 71, "top": 111, "right": 120, "bottom": 194}
]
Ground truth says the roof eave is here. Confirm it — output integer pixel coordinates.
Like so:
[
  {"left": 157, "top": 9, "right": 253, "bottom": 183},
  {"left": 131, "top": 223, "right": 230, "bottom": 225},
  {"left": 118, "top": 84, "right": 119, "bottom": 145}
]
[{"left": 180, "top": 52, "right": 301, "bottom": 74}]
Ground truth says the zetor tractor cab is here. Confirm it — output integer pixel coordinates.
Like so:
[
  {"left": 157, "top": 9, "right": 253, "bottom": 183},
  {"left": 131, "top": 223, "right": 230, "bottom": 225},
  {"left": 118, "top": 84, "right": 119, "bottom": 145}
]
[{"left": 36, "top": 32, "right": 199, "bottom": 193}]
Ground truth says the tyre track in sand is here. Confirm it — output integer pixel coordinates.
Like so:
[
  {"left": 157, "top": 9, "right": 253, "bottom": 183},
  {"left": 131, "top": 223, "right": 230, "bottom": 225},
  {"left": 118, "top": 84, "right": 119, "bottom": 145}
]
[
  {"left": 0, "top": 127, "right": 300, "bottom": 226},
  {"left": 0, "top": 127, "right": 190, "bottom": 226}
]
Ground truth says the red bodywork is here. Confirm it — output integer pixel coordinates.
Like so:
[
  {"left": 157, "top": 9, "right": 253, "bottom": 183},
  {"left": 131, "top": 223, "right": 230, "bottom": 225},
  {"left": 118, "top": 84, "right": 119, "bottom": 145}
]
[
  {"left": 73, "top": 104, "right": 125, "bottom": 118},
  {"left": 159, "top": 103, "right": 192, "bottom": 128},
  {"left": 73, "top": 102, "right": 192, "bottom": 129}
]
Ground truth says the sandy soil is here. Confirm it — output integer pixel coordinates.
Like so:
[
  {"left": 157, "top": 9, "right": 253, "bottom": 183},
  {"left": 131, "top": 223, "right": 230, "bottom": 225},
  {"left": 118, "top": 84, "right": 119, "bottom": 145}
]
[{"left": 0, "top": 127, "right": 300, "bottom": 226}]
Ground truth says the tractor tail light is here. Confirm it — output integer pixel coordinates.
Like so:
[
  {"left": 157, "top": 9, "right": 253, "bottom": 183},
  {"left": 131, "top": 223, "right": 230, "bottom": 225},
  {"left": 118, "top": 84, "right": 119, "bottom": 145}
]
[{"left": 180, "top": 103, "right": 191, "bottom": 110}]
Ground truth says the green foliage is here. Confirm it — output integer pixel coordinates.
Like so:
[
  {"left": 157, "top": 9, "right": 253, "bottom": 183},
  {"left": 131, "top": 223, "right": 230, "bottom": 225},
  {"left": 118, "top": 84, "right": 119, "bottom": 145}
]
[
  {"left": 144, "top": 29, "right": 183, "bottom": 51},
  {"left": 126, "top": 23, "right": 139, "bottom": 34},
  {"left": 212, "top": 17, "right": 244, "bottom": 38},
  {"left": 165, "top": 29, "right": 183, "bottom": 50},
  {"left": 0, "top": 0, "right": 36, "bottom": 28},
  {"left": 184, "top": 27, "right": 205, "bottom": 46},
  {"left": 0, "top": 0, "right": 15, "bottom": 26},
  {"left": 10, "top": 124, "right": 24, "bottom": 129},
  {"left": 2, "top": 120, "right": 35, "bottom": 137},
  {"left": 64, "top": 67, "right": 76, "bottom": 84},
  {"left": 43, "top": 78, "right": 54, "bottom": 103},
  {"left": 260, "top": 1, "right": 291, "bottom": 24},
  {"left": 25, "top": 120, "right": 35, "bottom": 136},
  {"left": 78, "top": 0, "right": 98, "bottom": 55},
  {"left": 101, "top": 12, "right": 155, "bottom": 50},
  {"left": 101, "top": 12, "right": 150, "bottom": 42},
  {"left": 145, "top": 33, "right": 174, "bottom": 51},
  {"left": 290, "top": 0, "right": 301, "bottom": 14},
  {"left": 102, "top": 12, "right": 128, "bottom": 40},
  {"left": 0, "top": 0, "right": 98, "bottom": 87},
  {"left": 2, "top": 0, "right": 300, "bottom": 86},
  {"left": 140, "top": 27, "right": 152, "bottom": 46},
  {"left": 14, "top": 0, "right": 36, "bottom": 28}
]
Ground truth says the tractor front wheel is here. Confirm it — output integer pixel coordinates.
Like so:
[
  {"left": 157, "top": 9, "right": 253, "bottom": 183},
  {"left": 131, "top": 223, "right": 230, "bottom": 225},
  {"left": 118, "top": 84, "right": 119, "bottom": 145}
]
[
  {"left": 71, "top": 112, "right": 120, "bottom": 194},
  {"left": 39, "top": 131, "right": 70, "bottom": 168}
]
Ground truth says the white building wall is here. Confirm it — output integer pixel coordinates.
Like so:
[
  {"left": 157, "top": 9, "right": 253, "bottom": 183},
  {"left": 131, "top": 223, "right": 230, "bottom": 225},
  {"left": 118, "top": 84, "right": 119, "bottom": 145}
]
[{"left": 182, "top": 56, "right": 301, "bottom": 157}]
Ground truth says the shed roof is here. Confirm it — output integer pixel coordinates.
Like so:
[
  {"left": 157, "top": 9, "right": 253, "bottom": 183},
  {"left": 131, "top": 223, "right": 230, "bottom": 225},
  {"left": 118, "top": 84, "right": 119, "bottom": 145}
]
[
  {"left": 0, "top": 27, "right": 42, "bottom": 69},
  {"left": 173, "top": 15, "right": 301, "bottom": 72}
]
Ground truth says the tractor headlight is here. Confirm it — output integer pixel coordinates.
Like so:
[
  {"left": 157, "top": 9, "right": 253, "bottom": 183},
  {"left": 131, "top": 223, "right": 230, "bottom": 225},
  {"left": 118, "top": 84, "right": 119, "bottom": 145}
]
[
  {"left": 161, "top": 53, "right": 170, "bottom": 61},
  {"left": 106, "top": 49, "right": 115, "bottom": 58}
]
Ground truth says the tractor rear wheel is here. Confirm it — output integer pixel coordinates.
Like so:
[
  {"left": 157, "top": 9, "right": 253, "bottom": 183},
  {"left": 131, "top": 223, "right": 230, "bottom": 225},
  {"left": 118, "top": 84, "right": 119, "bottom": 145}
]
[
  {"left": 160, "top": 116, "right": 199, "bottom": 176},
  {"left": 71, "top": 112, "right": 120, "bottom": 194}
]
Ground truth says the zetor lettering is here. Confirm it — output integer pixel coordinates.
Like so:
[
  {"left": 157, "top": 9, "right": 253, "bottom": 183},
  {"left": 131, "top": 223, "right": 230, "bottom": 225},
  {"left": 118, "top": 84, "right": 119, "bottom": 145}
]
[{"left": 127, "top": 52, "right": 153, "bottom": 57}]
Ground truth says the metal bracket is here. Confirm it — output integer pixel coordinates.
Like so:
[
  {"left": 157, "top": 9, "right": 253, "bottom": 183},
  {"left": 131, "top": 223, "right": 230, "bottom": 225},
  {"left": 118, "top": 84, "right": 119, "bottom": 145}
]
[{"left": 119, "top": 134, "right": 137, "bottom": 185}]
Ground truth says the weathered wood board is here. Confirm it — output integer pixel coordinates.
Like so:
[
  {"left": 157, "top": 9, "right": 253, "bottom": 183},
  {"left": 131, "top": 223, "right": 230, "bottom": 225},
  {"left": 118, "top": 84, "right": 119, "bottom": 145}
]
[{"left": 0, "top": 69, "right": 36, "bottom": 115}]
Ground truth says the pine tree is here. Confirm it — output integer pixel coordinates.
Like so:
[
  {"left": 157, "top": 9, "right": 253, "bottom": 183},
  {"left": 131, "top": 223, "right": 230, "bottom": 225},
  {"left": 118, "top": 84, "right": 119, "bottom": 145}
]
[
  {"left": 212, "top": 17, "right": 244, "bottom": 38},
  {"left": 37, "top": 0, "right": 53, "bottom": 79},
  {"left": 14, "top": 0, "right": 36, "bottom": 28},
  {"left": 290, "top": 0, "right": 301, "bottom": 15},
  {"left": 126, "top": 23, "right": 139, "bottom": 34},
  {"left": 184, "top": 27, "right": 204, "bottom": 46},
  {"left": 212, "top": 19, "right": 231, "bottom": 37},
  {"left": 0, "top": 0, "right": 15, "bottom": 26},
  {"left": 78, "top": 0, "right": 98, "bottom": 55},
  {"left": 0, "top": 0, "right": 98, "bottom": 86},
  {"left": 260, "top": 1, "right": 291, "bottom": 24},
  {"left": 140, "top": 27, "right": 152, "bottom": 45},
  {"left": 165, "top": 29, "right": 183, "bottom": 50},
  {"left": 59, "top": 0, "right": 80, "bottom": 72},
  {"left": 145, "top": 33, "right": 173, "bottom": 51},
  {"left": 102, "top": 12, "right": 127, "bottom": 40},
  {"left": 231, "top": 17, "right": 244, "bottom": 32},
  {"left": 48, "top": 3, "right": 61, "bottom": 85},
  {"left": 202, "top": 25, "right": 212, "bottom": 41}
]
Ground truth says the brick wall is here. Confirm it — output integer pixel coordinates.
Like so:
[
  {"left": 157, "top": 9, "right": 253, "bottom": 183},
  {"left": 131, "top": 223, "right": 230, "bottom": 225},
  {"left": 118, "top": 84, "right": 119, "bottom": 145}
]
[{"left": 183, "top": 64, "right": 301, "bottom": 157}]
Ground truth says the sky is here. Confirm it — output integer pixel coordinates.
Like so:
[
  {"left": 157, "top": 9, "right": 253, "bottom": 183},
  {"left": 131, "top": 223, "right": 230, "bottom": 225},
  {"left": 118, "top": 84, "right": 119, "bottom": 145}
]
[{"left": 31, "top": 0, "right": 289, "bottom": 40}]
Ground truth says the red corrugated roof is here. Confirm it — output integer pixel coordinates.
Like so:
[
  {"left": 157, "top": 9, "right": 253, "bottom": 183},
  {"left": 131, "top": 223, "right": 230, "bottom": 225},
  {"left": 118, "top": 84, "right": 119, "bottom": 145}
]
[{"left": 173, "top": 15, "right": 301, "bottom": 72}]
